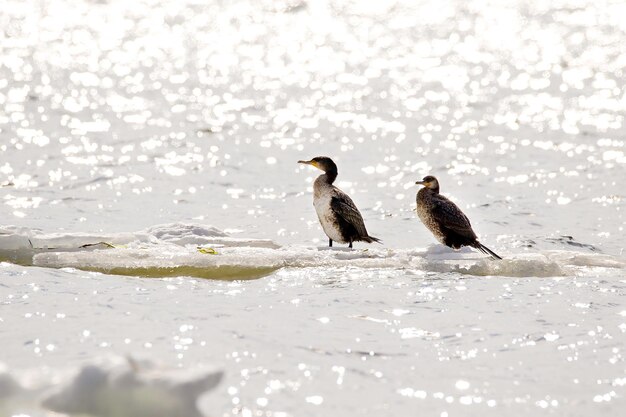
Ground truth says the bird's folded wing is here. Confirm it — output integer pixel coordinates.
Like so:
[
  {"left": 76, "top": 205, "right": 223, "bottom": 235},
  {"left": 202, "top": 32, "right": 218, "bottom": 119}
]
[
  {"left": 330, "top": 195, "right": 368, "bottom": 237},
  {"left": 431, "top": 196, "right": 475, "bottom": 237}
]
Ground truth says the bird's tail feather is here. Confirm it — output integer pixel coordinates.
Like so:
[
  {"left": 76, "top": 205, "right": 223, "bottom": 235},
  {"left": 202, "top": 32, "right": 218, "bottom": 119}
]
[
  {"left": 475, "top": 242, "right": 502, "bottom": 260},
  {"left": 362, "top": 235, "right": 382, "bottom": 244}
]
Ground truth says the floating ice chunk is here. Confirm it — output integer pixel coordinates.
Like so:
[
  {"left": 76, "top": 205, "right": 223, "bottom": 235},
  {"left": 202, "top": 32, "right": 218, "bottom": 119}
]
[
  {"left": 3, "top": 225, "right": 624, "bottom": 280},
  {"left": 0, "top": 363, "right": 22, "bottom": 400},
  {"left": 41, "top": 356, "right": 223, "bottom": 417},
  {"left": 145, "top": 222, "right": 229, "bottom": 241},
  {"left": 0, "top": 223, "right": 280, "bottom": 267},
  {"left": 422, "top": 248, "right": 566, "bottom": 277},
  {"left": 546, "top": 251, "right": 625, "bottom": 269},
  {"left": 29, "top": 244, "right": 624, "bottom": 279},
  {"left": 144, "top": 223, "right": 278, "bottom": 248}
]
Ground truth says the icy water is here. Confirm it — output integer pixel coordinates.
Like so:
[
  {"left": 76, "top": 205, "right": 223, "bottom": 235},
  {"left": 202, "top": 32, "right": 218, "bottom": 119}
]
[{"left": 1, "top": 0, "right": 625, "bottom": 416}]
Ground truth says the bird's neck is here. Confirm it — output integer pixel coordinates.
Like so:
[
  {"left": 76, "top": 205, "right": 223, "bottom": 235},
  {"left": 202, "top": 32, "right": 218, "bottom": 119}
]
[
  {"left": 420, "top": 186, "right": 439, "bottom": 195},
  {"left": 318, "top": 171, "right": 337, "bottom": 185}
]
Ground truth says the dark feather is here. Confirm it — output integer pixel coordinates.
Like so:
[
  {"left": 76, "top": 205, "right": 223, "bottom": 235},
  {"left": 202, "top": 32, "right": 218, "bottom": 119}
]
[
  {"left": 330, "top": 194, "right": 369, "bottom": 238},
  {"left": 475, "top": 242, "right": 502, "bottom": 260},
  {"left": 430, "top": 195, "right": 476, "bottom": 239},
  {"left": 416, "top": 179, "right": 502, "bottom": 260}
]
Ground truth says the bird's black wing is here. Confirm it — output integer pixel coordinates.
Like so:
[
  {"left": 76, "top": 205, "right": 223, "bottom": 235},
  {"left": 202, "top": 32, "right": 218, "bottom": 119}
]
[
  {"left": 430, "top": 194, "right": 476, "bottom": 238},
  {"left": 330, "top": 192, "right": 368, "bottom": 237}
]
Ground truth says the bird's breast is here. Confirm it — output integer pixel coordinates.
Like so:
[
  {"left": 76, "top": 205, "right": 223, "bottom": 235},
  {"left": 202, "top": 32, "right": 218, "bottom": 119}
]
[
  {"left": 313, "top": 194, "right": 346, "bottom": 243},
  {"left": 416, "top": 195, "right": 446, "bottom": 243}
]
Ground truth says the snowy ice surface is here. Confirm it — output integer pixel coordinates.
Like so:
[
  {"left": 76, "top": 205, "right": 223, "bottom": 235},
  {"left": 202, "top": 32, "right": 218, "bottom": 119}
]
[
  {"left": 1, "top": 223, "right": 623, "bottom": 280},
  {"left": 1, "top": 356, "right": 222, "bottom": 417}
]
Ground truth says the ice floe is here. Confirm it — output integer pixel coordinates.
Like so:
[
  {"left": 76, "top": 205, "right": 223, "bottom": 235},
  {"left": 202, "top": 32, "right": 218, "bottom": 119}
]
[
  {"left": 0, "top": 356, "right": 223, "bottom": 417},
  {"left": 0, "top": 223, "right": 623, "bottom": 279}
]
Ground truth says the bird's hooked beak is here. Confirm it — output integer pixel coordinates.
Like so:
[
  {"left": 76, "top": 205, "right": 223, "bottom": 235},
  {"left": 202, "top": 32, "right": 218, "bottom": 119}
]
[
  {"left": 298, "top": 159, "right": 318, "bottom": 169},
  {"left": 415, "top": 180, "right": 426, "bottom": 186}
]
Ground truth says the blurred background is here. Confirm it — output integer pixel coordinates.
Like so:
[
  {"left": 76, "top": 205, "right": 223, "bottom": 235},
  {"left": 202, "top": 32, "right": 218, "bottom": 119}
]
[{"left": 1, "top": 0, "right": 624, "bottom": 253}]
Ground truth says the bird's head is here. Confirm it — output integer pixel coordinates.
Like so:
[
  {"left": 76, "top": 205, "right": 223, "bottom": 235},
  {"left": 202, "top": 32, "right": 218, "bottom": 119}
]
[
  {"left": 297, "top": 156, "right": 338, "bottom": 174},
  {"left": 415, "top": 175, "right": 440, "bottom": 191}
]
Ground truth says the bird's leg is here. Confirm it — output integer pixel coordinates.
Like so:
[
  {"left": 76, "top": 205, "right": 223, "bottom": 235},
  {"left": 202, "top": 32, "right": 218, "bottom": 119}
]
[
  {"left": 349, "top": 241, "right": 353, "bottom": 249},
  {"left": 328, "top": 238, "right": 333, "bottom": 247}
]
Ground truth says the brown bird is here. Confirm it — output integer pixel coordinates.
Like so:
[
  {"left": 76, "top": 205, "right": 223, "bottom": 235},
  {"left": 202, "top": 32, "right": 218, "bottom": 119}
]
[{"left": 415, "top": 175, "right": 501, "bottom": 260}]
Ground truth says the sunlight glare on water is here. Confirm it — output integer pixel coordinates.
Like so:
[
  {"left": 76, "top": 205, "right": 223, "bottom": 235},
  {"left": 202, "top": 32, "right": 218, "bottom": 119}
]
[{"left": 2, "top": 0, "right": 624, "bottom": 248}]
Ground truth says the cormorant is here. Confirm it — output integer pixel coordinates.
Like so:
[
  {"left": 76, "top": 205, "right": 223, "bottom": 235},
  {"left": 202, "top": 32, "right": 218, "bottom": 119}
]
[
  {"left": 298, "top": 156, "right": 381, "bottom": 248},
  {"left": 415, "top": 175, "right": 502, "bottom": 260}
]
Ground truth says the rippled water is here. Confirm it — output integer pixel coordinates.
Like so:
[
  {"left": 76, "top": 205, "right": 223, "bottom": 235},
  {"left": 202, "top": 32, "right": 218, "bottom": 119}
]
[{"left": 1, "top": 0, "right": 625, "bottom": 416}]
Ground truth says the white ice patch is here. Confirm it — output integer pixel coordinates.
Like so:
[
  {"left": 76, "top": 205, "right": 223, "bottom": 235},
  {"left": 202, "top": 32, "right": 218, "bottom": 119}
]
[
  {"left": 0, "top": 224, "right": 624, "bottom": 279},
  {"left": 0, "top": 222, "right": 278, "bottom": 268},
  {"left": 0, "top": 357, "right": 222, "bottom": 417},
  {"left": 0, "top": 362, "right": 23, "bottom": 399}
]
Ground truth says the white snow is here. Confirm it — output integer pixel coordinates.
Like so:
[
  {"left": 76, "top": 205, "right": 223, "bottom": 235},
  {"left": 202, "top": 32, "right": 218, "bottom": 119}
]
[{"left": 2, "top": 223, "right": 623, "bottom": 279}]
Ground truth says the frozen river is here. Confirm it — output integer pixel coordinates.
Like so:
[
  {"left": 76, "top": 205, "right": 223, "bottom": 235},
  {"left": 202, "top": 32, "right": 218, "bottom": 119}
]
[{"left": 1, "top": 0, "right": 625, "bottom": 416}]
